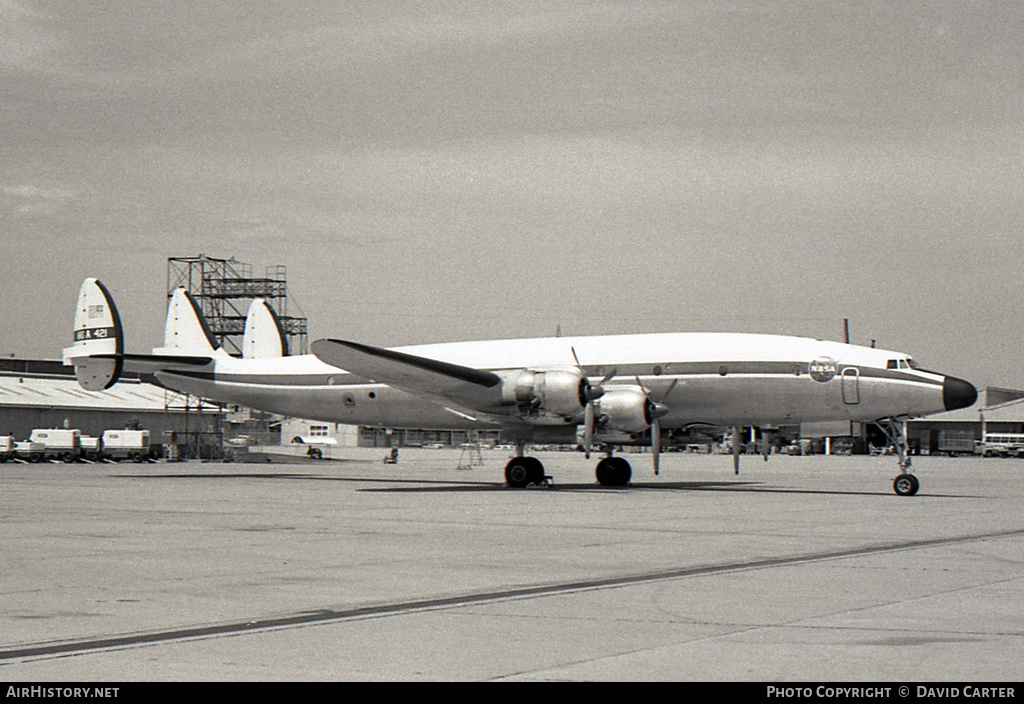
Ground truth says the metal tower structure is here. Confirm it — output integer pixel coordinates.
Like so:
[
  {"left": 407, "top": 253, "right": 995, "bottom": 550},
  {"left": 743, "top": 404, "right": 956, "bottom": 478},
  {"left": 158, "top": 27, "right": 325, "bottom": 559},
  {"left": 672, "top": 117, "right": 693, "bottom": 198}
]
[{"left": 167, "top": 254, "right": 308, "bottom": 356}]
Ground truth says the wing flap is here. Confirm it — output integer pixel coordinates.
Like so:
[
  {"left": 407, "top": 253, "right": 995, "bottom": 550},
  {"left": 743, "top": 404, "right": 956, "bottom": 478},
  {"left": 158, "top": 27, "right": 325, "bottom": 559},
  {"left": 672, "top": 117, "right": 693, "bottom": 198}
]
[{"left": 311, "top": 339, "right": 503, "bottom": 410}]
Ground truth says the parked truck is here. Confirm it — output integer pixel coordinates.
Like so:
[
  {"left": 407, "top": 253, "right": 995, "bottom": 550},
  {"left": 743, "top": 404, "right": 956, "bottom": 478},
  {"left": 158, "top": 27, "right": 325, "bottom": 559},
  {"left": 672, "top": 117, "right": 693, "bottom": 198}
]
[
  {"left": 13, "top": 440, "right": 45, "bottom": 462},
  {"left": 0, "top": 435, "right": 14, "bottom": 462},
  {"left": 79, "top": 436, "right": 102, "bottom": 461},
  {"left": 937, "top": 430, "right": 978, "bottom": 457},
  {"left": 100, "top": 429, "right": 152, "bottom": 462},
  {"left": 29, "top": 429, "right": 81, "bottom": 463}
]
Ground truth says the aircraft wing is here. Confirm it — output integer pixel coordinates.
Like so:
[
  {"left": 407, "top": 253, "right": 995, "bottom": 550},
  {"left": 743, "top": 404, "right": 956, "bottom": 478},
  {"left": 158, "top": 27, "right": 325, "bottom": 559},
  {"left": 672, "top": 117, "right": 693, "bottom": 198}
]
[{"left": 311, "top": 338, "right": 504, "bottom": 412}]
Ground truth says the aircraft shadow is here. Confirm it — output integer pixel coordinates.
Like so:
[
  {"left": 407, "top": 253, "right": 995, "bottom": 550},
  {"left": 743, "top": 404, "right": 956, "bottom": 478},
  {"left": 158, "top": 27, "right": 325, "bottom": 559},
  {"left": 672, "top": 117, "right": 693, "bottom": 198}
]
[{"left": 114, "top": 473, "right": 974, "bottom": 498}]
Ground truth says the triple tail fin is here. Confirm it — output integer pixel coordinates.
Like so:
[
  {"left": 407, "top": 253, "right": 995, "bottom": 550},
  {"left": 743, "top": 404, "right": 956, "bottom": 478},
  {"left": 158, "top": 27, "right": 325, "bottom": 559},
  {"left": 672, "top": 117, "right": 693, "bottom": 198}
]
[
  {"left": 152, "top": 289, "right": 224, "bottom": 358},
  {"left": 242, "top": 298, "right": 289, "bottom": 359},
  {"left": 62, "top": 278, "right": 125, "bottom": 390},
  {"left": 64, "top": 280, "right": 222, "bottom": 392}
]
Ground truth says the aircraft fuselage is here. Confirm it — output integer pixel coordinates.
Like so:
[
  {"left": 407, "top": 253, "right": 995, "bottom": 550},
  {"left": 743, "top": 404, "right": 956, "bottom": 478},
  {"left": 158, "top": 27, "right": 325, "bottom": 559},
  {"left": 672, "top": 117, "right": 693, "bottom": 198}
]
[{"left": 153, "top": 331, "right": 969, "bottom": 438}]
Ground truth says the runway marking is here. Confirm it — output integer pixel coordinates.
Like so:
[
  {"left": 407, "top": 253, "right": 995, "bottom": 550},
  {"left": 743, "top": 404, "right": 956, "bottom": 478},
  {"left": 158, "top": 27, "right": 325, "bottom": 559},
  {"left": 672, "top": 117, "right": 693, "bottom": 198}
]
[{"left": 3, "top": 526, "right": 1023, "bottom": 662}]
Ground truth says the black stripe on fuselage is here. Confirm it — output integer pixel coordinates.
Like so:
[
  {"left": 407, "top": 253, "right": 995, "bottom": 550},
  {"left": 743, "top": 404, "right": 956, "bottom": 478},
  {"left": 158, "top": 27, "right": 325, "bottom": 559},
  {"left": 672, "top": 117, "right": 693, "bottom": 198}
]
[{"left": 161, "top": 361, "right": 944, "bottom": 389}]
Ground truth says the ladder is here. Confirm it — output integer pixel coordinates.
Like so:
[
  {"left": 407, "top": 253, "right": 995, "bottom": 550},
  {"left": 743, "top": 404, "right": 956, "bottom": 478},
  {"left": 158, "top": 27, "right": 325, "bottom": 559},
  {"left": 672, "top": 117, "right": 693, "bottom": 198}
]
[{"left": 457, "top": 442, "right": 484, "bottom": 470}]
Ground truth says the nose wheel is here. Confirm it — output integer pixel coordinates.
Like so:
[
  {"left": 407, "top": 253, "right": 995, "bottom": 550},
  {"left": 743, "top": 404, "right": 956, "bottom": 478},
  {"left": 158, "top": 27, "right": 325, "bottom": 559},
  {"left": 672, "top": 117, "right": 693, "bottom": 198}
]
[{"left": 893, "top": 472, "right": 920, "bottom": 496}]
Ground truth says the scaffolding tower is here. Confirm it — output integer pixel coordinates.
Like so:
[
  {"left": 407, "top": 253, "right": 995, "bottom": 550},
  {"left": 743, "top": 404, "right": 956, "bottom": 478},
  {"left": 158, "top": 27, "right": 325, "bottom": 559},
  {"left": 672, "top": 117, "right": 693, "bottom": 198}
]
[
  {"left": 167, "top": 254, "right": 308, "bottom": 356},
  {"left": 164, "top": 255, "right": 309, "bottom": 459}
]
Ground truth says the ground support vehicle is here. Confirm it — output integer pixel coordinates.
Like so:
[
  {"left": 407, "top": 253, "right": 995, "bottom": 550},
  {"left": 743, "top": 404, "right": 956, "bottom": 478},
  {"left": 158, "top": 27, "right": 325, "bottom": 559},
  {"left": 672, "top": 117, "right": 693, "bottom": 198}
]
[
  {"left": 0, "top": 436, "right": 15, "bottom": 462},
  {"left": 977, "top": 433, "right": 1024, "bottom": 458},
  {"left": 100, "top": 430, "right": 153, "bottom": 462},
  {"left": 29, "top": 429, "right": 81, "bottom": 463},
  {"left": 937, "top": 430, "right": 977, "bottom": 457}
]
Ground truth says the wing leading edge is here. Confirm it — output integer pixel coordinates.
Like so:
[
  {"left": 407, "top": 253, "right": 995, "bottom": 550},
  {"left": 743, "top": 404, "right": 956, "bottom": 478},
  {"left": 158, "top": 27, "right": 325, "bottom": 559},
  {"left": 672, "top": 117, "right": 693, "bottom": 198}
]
[{"left": 310, "top": 338, "right": 503, "bottom": 411}]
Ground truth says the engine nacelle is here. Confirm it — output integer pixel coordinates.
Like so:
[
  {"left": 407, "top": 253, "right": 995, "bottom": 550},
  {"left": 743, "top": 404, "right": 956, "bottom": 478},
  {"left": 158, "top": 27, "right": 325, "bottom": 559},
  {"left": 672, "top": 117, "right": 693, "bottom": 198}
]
[
  {"left": 500, "top": 367, "right": 588, "bottom": 420},
  {"left": 594, "top": 387, "right": 651, "bottom": 434}
]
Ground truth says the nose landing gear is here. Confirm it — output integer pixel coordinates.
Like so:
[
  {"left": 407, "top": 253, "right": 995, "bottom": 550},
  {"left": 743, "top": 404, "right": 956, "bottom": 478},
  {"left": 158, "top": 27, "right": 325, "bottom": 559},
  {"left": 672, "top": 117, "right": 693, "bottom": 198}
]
[{"left": 874, "top": 418, "right": 920, "bottom": 496}]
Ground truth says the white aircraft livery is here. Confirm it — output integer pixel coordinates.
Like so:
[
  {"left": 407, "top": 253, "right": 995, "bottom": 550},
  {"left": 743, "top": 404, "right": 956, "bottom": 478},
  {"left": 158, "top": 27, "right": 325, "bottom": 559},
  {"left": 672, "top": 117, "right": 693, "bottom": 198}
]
[{"left": 63, "top": 278, "right": 977, "bottom": 496}]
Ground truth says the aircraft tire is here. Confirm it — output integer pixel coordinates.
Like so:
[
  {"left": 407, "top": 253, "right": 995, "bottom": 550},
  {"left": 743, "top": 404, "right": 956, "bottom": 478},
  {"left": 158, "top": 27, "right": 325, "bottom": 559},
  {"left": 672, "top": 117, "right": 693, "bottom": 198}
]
[
  {"left": 596, "top": 457, "right": 631, "bottom": 487},
  {"left": 505, "top": 456, "right": 544, "bottom": 488},
  {"left": 893, "top": 473, "right": 920, "bottom": 496}
]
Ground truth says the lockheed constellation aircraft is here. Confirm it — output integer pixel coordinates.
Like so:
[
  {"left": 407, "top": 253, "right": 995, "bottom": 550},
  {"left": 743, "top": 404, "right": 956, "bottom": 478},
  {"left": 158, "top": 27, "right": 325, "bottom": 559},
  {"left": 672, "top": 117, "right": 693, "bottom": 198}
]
[{"left": 64, "top": 278, "right": 976, "bottom": 495}]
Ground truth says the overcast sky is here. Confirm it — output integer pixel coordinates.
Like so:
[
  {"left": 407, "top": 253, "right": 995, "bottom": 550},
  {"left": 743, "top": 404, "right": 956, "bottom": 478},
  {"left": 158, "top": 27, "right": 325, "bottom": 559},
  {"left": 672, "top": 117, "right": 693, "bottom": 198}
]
[{"left": 2, "top": 1, "right": 1021, "bottom": 389}]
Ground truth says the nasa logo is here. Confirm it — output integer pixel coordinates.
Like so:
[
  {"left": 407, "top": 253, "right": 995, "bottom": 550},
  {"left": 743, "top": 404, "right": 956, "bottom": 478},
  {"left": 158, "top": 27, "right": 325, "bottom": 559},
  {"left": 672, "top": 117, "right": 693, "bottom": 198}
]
[{"left": 809, "top": 357, "right": 838, "bottom": 383}]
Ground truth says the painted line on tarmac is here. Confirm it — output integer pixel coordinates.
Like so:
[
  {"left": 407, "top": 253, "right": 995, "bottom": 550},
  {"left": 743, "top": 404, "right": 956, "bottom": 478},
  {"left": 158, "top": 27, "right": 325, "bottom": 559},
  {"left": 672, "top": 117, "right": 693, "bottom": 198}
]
[{"left": 3, "top": 526, "right": 1023, "bottom": 662}]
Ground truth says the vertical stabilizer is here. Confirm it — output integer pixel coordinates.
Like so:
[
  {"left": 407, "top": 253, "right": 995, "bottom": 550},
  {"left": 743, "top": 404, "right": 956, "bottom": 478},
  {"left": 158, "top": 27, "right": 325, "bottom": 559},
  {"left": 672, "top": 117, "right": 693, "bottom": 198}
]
[
  {"left": 152, "top": 289, "right": 221, "bottom": 357},
  {"left": 242, "top": 298, "right": 289, "bottom": 358},
  {"left": 62, "top": 278, "right": 124, "bottom": 390}
]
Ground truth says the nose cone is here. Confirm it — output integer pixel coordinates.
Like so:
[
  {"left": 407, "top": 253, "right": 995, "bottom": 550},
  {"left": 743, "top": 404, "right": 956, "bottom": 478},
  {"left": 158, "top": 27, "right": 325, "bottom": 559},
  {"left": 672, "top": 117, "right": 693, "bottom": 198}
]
[{"left": 943, "top": 376, "right": 978, "bottom": 411}]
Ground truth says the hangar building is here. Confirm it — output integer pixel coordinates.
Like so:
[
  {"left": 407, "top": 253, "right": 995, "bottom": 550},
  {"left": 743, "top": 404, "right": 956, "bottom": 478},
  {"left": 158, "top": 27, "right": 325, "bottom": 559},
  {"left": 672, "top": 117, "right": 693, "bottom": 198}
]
[{"left": 0, "top": 357, "right": 218, "bottom": 450}]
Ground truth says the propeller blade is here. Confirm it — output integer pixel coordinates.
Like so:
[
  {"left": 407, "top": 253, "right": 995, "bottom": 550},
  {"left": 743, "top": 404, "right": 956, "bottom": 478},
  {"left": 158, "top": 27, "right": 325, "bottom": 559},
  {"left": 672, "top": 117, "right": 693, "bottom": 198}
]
[
  {"left": 733, "top": 426, "right": 741, "bottom": 475},
  {"left": 572, "top": 346, "right": 607, "bottom": 403},
  {"left": 583, "top": 401, "right": 595, "bottom": 459},
  {"left": 652, "top": 418, "right": 661, "bottom": 476},
  {"left": 635, "top": 376, "right": 671, "bottom": 475},
  {"left": 661, "top": 378, "right": 678, "bottom": 402}
]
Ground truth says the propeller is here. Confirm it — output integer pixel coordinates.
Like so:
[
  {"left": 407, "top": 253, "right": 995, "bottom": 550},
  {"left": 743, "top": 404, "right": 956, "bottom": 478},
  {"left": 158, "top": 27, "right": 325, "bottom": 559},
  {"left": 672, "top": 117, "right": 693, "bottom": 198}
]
[
  {"left": 636, "top": 376, "right": 677, "bottom": 475},
  {"left": 572, "top": 347, "right": 615, "bottom": 459}
]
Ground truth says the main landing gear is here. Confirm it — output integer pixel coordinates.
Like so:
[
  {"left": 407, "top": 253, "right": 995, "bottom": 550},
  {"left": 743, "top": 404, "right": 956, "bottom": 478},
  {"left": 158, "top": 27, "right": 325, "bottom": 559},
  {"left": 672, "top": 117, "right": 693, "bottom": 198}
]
[
  {"left": 594, "top": 455, "right": 631, "bottom": 486},
  {"left": 503, "top": 446, "right": 633, "bottom": 488},
  {"left": 504, "top": 455, "right": 548, "bottom": 488},
  {"left": 874, "top": 418, "right": 920, "bottom": 496}
]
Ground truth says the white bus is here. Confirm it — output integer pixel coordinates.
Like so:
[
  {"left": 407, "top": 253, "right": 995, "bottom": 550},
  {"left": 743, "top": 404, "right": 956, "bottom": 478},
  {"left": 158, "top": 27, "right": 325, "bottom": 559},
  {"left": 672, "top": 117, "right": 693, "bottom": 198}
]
[{"left": 978, "top": 433, "right": 1024, "bottom": 458}]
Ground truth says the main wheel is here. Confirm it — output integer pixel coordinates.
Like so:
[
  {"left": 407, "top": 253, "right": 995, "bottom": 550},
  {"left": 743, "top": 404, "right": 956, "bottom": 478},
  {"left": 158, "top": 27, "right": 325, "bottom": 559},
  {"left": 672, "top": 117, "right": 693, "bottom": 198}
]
[
  {"left": 893, "top": 473, "right": 920, "bottom": 496},
  {"left": 505, "top": 456, "right": 544, "bottom": 488},
  {"left": 596, "top": 457, "right": 632, "bottom": 487}
]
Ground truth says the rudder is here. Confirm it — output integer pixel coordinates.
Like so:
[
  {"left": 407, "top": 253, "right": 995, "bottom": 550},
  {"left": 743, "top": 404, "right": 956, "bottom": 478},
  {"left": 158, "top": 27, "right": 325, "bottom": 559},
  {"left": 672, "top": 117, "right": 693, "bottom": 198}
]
[
  {"left": 242, "top": 298, "right": 289, "bottom": 358},
  {"left": 152, "top": 289, "right": 222, "bottom": 357},
  {"left": 62, "top": 278, "right": 124, "bottom": 390}
]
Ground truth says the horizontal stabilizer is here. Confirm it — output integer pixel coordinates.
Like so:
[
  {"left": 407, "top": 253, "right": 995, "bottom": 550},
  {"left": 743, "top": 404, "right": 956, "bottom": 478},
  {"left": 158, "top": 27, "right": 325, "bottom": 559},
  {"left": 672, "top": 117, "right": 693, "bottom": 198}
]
[
  {"left": 96, "top": 352, "right": 213, "bottom": 375},
  {"left": 311, "top": 338, "right": 502, "bottom": 409},
  {"left": 63, "top": 278, "right": 124, "bottom": 390}
]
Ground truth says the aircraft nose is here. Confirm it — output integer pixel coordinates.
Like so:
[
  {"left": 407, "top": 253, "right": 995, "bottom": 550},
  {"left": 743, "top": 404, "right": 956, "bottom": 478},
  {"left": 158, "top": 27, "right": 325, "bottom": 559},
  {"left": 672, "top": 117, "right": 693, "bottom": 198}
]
[{"left": 943, "top": 376, "right": 978, "bottom": 411}]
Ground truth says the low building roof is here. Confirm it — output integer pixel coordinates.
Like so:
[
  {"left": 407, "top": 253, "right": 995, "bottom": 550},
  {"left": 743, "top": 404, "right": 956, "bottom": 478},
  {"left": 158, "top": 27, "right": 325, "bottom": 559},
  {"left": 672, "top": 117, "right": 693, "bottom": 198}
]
[{"left": 0, "top": 363, "right": 189, "bottom": 413}]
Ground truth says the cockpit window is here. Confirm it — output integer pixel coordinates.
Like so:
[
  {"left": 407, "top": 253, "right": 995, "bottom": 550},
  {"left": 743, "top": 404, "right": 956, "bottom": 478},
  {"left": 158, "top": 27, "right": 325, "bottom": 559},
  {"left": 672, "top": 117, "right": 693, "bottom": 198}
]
[
  {"left": 887, "top": 359, "right": 898, "bottom": 369},
  {"left": 888, "top": 358, "right": 919, "bottom": 370},
  {"left": 907, "top": 358, "right": 919, "bottom": 369}
]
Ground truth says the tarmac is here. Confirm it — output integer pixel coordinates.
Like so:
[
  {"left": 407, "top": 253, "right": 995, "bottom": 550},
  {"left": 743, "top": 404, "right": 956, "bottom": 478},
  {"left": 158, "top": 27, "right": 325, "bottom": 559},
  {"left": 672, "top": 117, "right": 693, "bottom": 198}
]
[{"left": 1, "top": 447, "right": 1022, "bottom": 682}]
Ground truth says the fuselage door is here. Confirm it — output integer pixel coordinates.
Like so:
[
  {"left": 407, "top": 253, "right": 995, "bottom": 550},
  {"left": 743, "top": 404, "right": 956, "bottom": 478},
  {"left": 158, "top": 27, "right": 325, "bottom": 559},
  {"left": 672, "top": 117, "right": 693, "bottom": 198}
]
[{"left": 841, "top": 366, "right": 860, "bottom": 405}]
